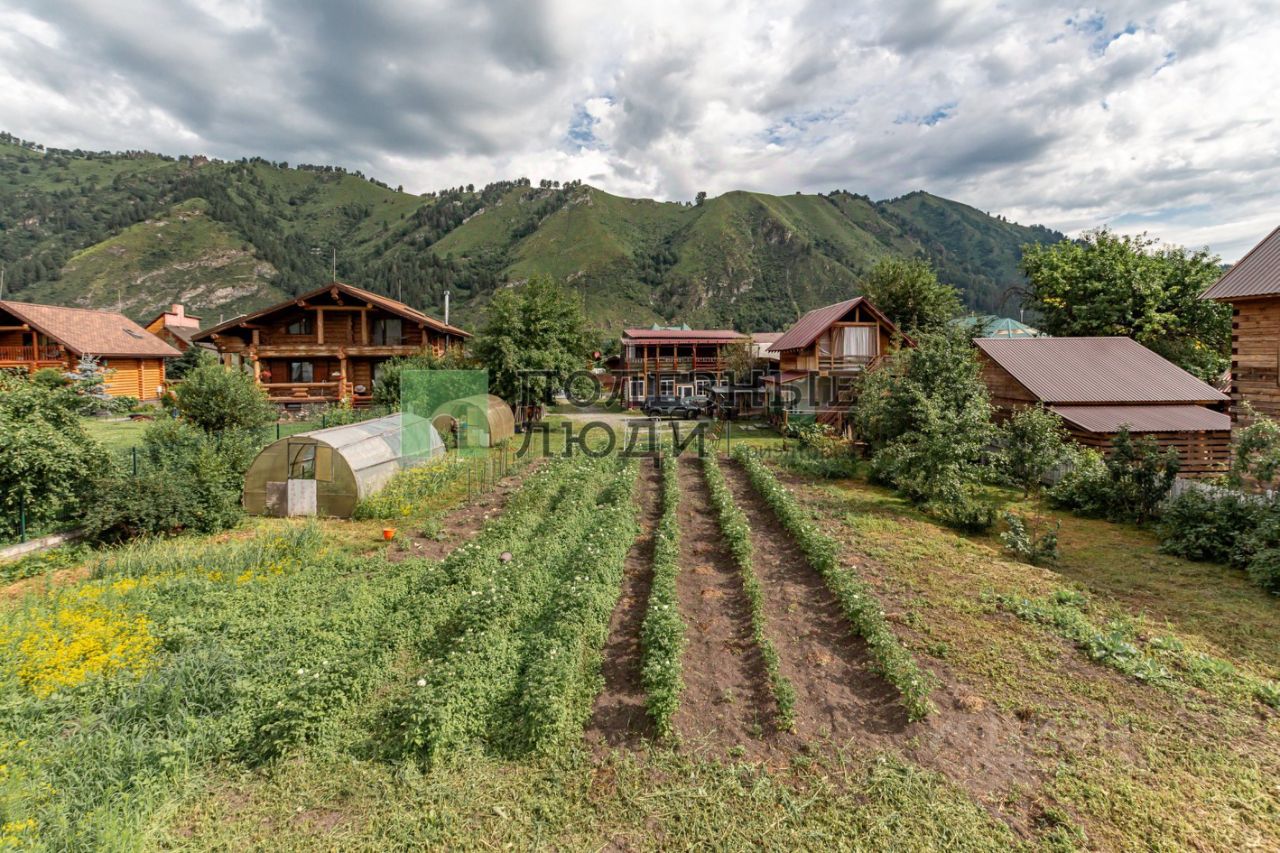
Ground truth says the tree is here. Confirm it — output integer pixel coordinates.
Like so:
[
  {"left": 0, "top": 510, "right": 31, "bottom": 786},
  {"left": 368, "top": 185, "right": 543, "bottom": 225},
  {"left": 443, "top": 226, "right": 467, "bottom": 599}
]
[
  {"left": 173, "top": 362, "right": 276, "bottom": 433},
  {"left": 853, "top": 328, "right": 995, "bottom": 526},
  {"left": 166, "top": 345, "right": 217, "bottom": 381},
  {"left": 695, "top": 191, "right": 707, "bottom": 206},
  {"left": 470, "top": 275, "right": 593, "bottom": 402},
  {"left": 859, "top": 256, "right": 962, "bottom": 334},
  {"left": 371, "top": 349, "right": 473, "bottom": 407},
  {"left": 1000, "top": 405, "right": 1075, "bottom": 496},
  {"left": 1020, "top": 229, "right": 1230, "bottom": 381}
]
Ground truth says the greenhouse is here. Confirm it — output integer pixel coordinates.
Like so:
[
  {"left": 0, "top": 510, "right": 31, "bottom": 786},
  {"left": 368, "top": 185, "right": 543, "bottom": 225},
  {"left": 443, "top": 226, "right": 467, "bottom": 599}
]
[
  {"left": 243, "top": 413, "right": 445, "bottom": 517},
  {"left": 421, "top": 393, "right": 516, "bottom": 449}
]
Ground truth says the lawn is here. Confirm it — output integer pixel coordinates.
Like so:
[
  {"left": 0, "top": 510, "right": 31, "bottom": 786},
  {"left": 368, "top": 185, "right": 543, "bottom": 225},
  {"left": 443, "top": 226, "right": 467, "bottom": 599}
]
[
  {"left": 79, "top": 417, "right": 150, "bottom": 453},
  {"left": 1, "top": 447, "right": 1276, "bottom": 850}
]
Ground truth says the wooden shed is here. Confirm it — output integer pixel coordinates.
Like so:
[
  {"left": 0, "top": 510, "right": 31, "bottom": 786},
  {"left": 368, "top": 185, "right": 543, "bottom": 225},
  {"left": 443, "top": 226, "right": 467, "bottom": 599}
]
[
  {"left": 976, "top": 337, "right": 1231, "bottom": 477},
  {"left": 1201, "top": 225, "right": 1280, "bottom": 424}
]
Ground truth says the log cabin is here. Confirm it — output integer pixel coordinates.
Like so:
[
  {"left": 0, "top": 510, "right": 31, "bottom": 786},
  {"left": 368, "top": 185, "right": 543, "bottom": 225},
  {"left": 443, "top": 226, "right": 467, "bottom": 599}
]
[
  {"left": 0, "top": 300, "right": 180, "bottom": 400},
  {"left": 975, "top": 336, "right": 1231, "bottom": 477},
  {"left": 192, "top": 282, "right": 469, "bottom": 407},
  {"left": 1201, "top": 225, "right": 1280, "bottom": 425},
  {"left": 765, "top": 296, "right": 909, "bottom": 434},
  {"left": 619, "top": 327, "right": 750, "bottom": 406}
]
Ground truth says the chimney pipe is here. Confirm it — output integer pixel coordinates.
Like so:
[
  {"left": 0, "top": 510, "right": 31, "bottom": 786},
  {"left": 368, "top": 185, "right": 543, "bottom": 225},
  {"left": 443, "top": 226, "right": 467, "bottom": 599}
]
[{"left": 444, "top": 291, "right": 450, "bottom": 325}]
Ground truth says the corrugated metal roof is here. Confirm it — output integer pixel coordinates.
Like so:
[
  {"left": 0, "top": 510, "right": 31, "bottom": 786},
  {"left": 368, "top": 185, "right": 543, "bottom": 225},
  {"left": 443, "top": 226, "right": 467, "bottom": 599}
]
[
  {"left": 1051, "top": 404, "right": 1231, "bottom": 434},
  {"left": 975, "top": 337, "right": 1228, "bottom": 404},
  {"left": 0, "top": 300, "right": 182, "bottom": 358},
  {"left": 762, "top": 370, "right": 808, "bottom": 384},
  {"left": 769, "top": 297, "right": 905, "bottom": 352},
  {"left": 622, "top": 328, "right": 747, "bottom": 344},
  {"left": 1202, "top": 225, "right": 1280, "bottom": 301}
]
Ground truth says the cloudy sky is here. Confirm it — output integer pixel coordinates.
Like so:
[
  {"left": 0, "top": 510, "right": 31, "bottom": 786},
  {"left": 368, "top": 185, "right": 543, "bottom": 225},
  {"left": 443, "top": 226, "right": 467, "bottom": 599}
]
[{"left": 1, "top": 0, "right": 1277, "bottom": 259}]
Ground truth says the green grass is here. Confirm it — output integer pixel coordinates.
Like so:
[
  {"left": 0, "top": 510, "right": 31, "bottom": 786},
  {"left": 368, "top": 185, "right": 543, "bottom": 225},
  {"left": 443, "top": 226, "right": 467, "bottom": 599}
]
[{"left": 79, "top": 417, "right": 150, "bottom": 453}]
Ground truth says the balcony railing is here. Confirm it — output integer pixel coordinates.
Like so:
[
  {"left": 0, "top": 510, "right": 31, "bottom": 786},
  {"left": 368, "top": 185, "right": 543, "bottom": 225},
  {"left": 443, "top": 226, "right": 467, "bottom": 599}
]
[
  {"left": 818, "top": 354, "right": 876, "bottom": 372},
  {"left": 0, "top": 345, "right": 62, "bottom": 362},
  {"left": 623, "top": 356, "right": 725, "bottom": 373}
]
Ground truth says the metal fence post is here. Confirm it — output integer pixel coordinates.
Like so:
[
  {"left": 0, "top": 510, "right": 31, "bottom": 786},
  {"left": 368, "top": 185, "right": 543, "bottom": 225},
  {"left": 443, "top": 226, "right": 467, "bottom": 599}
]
[
  {"left": 19, "top": 492, "right": 26, "bottom": 543},
  {"left": 132, "top": 446, "right": 138, "bottom": 476},
  {"left": 276, "top": 423, "right": 281, "bottom": 441}
]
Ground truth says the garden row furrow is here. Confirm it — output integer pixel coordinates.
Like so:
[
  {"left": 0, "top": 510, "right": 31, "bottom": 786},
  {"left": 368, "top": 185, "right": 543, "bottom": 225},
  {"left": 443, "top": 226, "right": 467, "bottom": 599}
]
[
  {"left": 640, "top": 453, "right": 685, "bottom": 737},
  {"left": 731, "top": 446, "right": 935, "bottom": 720},
  {"left": 392, "top": 456, "right": 638, "bottom": 761},
  {"left": 701, "top": 453, "right": 796, "bottom": 731}
]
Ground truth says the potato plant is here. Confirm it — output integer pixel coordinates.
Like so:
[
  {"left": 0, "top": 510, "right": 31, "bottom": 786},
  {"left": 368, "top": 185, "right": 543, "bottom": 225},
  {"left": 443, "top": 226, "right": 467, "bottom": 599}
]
[
  {"left": 640, "top": 452, "right": 686, "bottom": 738},
  {"left": 732, "top": 446, "right": 935, "bottom": 720},
  {"left": 701, "top": 453, "right": 796, "bottom": 730}
]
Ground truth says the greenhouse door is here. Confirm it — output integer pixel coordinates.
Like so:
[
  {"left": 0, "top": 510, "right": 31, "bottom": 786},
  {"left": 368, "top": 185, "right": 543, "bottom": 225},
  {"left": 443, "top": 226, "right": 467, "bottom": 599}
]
[
  {"left": 287, "top": 480, "right": 316, "bottom": 516},
  {"left": 286, "top": 441, "right": 319, "bottom": 516}
]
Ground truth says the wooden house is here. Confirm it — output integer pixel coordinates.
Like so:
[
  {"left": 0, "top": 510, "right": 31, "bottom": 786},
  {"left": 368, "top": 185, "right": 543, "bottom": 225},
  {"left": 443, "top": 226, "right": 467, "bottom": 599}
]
[
  {"left": 192, "top": 282, "right": 469, "bottom": 406},
  {"left": 0, "top": 300, "right": 180, "bottom": 400},
  {"left": 144, "top": 303, "right": 205, "bottom": 353},
  {"left": 1201, "top": 225, "right": 1280, "bottom": 424},
  {"left": 765, "top": 296, "right": 908, "bottom": 432},
  {"left": 619, "top": 327, "right": 750, "bottom": 406},
  {"left": 975, "top": 337, "right": 1231, "bottom": 477}
]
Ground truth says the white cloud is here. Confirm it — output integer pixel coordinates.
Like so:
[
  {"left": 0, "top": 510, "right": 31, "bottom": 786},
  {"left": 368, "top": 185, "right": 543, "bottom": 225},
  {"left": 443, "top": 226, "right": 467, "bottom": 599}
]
[{"left": 0, "top": 0, "right": 1276, "bottom": 259}]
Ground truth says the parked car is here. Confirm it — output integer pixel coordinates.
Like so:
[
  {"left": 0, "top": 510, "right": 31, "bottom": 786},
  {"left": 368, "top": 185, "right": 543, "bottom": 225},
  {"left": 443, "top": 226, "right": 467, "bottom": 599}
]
[{"left": 642, "top": 395, "right": 698, "bottom": 419}]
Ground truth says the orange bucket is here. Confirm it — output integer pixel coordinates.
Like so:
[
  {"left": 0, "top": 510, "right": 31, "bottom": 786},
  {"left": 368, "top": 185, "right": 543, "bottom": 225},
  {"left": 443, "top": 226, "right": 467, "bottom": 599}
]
[{"left": 382, "top": 528, "right": 396, "bottom": 541}]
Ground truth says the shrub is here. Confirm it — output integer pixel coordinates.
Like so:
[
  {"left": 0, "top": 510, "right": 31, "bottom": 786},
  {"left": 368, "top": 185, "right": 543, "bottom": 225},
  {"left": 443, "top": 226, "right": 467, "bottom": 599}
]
[
  {"left": 1000, "top": 511, "right": 1060, "bottom": 565},
  {"left": 927, "top": 494, "right": 997, "bottom": 533},
  {"left": 999, "top": 405, "right": 1074, "bottom": 496},
  {"left": 1157, "top": 489, "right": 1264, "bottom": 564},
  {"left": 1244, "top": 549, "right": 1280, "bottom": 595},
  {"left": 174, "top": 362, "right": 276, "bottom": 433},
  {"left": 30, "top": 367, "right": 68, "bottom": 389},
  {"left": 1049, "top": 429, "right": 1178, "bottom": 524}
]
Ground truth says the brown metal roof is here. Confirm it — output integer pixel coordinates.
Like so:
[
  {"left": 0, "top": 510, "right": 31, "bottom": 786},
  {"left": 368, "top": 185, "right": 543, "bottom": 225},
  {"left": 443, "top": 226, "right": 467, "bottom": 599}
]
[
  {"left": 0, "top": 300, "right": 181, "bottom": 358},
  {"left": 1202, "top": 225, "right": 1280, "bottom": 301},
  {"left": 622, "top": 328, "right": 748, "bottom": 344},
  {"left": 1051, "top": 404, "right": 1231, "bottom": 434},
  {"left": 769, "top": 296, "right": 905, "bottom": 352},
  {"left": 194, "top": 281, "right": 470, "bottom": 341},
  {"left": 975, "top": 337, "right": 1228, "bottom": 404}
]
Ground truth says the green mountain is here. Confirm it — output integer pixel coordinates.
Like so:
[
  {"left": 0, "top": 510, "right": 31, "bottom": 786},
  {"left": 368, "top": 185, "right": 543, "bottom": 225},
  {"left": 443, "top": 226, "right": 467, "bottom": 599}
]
[{"left": 0, "top": 132, "right": 1063, "bottom": 332}]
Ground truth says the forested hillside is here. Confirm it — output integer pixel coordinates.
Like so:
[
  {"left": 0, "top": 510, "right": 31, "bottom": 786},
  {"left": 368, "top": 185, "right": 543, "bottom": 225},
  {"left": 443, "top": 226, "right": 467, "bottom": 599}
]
[{"left": 0, "top": 133, "right": 1062, "bottom": 331}]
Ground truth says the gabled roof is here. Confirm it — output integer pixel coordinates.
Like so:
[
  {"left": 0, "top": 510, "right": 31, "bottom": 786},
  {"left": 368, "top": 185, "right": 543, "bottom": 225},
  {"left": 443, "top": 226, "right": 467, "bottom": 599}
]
[
  {"left": 975, "top": 337, "right": 1227, "bottom": 405},
  {"left": 769, "top": 297, "right": 904, "bottom": 352},
  {"left": 193, "top": 281, "right": 470, "bottom": 341},
  {"left": 621, "top": 328, "right": 747, "bottom": 345},
  {"left": 1202, "top": 226, "right": 1280, "bottom": 301},
  {"left": 0, "top": 300, "right": 181, "bottom": 358}
]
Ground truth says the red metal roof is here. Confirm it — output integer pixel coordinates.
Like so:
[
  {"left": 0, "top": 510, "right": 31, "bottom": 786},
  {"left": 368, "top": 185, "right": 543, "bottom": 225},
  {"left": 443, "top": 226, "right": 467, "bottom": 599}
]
[
  {"left": 1051, "top": 404, "right": 1230, "bottom": 434},
  {"left": 0, "top": 300, "right": 181, "bottom": 358},
  {"left": 622, "top": 328, "right": 748, "bottom": 344},
  {"left": 194, "top": 281, "right": 469, "bottom": 341},
  {"left": 975, "top": 337, "right": 1227, "bottom": 405},
  {"left": 769, "top": 297, "right": 904, "bottom": 352},
  {"left": 762, "top": 370, "right": 808, "bottom": 384},
  {"left": 1202, "top": 225, "right": 1280, "bottom": 301}
]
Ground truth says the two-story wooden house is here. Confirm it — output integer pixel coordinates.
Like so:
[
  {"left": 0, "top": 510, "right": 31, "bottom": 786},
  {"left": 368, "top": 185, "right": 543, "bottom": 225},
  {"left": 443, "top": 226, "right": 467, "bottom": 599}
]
[
  {"left": 1201, "top": 225, "right": 1280, "bottom": 424},
  {"left": 192, "top": 282, "right": 469, "bottom": 406},
  {"left": 765, "top": 296, "right": 908, "bottom": 432},
  {"left": 619, "top": 327, "right": 750, "bottom": 406},
  {"left": 0, "top": 299, "right": 180, "bottom": 400}
]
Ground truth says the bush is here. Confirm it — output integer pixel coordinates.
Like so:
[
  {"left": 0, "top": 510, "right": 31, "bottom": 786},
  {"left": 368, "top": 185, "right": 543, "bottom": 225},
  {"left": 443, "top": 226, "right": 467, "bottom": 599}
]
[
  {"left": 30, "top": 367, "right": 68, "bottom": 389},
  {"left": 999, "top": 405, "right": 1074, "bottom": 497},
  {"left": 174, "top": 362, "right": 276, "bottom": 433},
  {"left": 0, "top": 374, "right": 106, "bottom": 539},
  {"left": 83, "top": 419, "right": 245, "bottom": 541},
  {"left": 1244, "top": 549, "right": 1280, "bottom": 594},
  {"left": 1049, "top": 429, "right": 1178, "bottom": 524},
  {"left": 1000, "top": 511, "right": 1061, "bottom": 565},
  {"left": 927, "top": 494, "right": 997, "bottom": 533},
  {"left": 1157, "top": 489, "right": 1264, "bottom": 563}
]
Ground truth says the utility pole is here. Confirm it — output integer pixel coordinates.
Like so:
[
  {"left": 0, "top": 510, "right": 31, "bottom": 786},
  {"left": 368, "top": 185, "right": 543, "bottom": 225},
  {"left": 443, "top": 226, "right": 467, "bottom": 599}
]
[
  {"left": 332, "top": 247, "right": 337, "bottom": 281},
  {"left": 0, "top": 267, "right": 5, "bottom": 300}
]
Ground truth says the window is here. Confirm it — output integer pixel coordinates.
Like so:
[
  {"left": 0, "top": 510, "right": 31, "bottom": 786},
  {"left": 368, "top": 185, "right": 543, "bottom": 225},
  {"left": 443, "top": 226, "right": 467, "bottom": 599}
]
[
  {"left": 288, "top": 443, "right": 316, "bottom": 479},
  {"left": 372, "top": 317, "right": 403, "bottom": 345},
  {"left": 695, "top": 378, "right": 711, "bottom": 394},
  {"left": 286, "top": 316, "right": 313, "bottom": 336},
  {"left": 659, "top": 378, "right": 674, "bottom": 395},
  {"left": 290, "top": 361, "right": 314, "bottom": 382},
  {"left": 629, "top": 378, "right": 645, "bottom": 399}
]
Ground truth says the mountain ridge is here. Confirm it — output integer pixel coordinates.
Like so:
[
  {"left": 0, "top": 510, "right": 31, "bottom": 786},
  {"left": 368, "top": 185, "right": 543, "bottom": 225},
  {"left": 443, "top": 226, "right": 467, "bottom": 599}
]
[{"left": 0, "top": 133, "right": 1064, "bottom": 333}]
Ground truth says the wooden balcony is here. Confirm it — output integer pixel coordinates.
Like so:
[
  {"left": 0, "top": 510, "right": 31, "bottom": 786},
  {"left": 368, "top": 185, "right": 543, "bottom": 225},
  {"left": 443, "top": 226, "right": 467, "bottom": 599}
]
[
  {"left": 817, "top": 354, "right": 877, "bottom": 373},
  {"left": 623, "top": 357, "right": 726, "bottom": 373},
  {"left": 255, "top": 343, "right": 423, "bottom": 358},
  {"left": 262, "top": 381, "right": 342, "bottom": 403},
  {"left": 0, "top": 345, "right": 63, "bottom": 364}
]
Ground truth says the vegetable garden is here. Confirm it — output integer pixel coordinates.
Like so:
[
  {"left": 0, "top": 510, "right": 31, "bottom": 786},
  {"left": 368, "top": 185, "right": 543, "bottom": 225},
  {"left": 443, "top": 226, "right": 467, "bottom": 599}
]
[{"left": 2, "top": 436, "right": 1278, "bottom": 850}]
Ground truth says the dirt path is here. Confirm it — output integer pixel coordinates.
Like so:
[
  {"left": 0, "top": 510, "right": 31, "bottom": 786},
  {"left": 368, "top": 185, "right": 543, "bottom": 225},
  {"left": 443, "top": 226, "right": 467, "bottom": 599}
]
[
  {"left": 671, "top": 456, "right": 775, "bottom": 754},
  {"left": 388, "top": 458, "right": 543, "bottom": 563},
  {"left": 584, "top": 461, "right": 662, "bottom": 748},
  {"left": 721, "top": 460, "right": 907, "bottom": 743}
]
